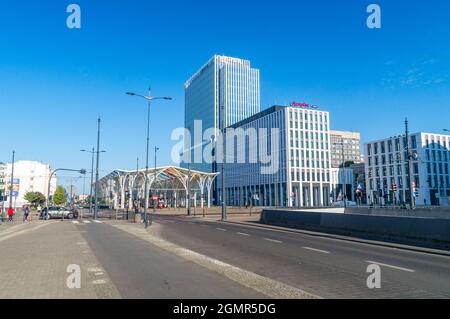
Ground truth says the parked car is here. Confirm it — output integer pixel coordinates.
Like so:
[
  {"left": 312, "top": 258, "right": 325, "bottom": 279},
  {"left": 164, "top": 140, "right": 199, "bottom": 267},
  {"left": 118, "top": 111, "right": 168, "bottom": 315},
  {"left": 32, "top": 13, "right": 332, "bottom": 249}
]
[
  {"left": 40, "top": 207, "right": 78, "bottom": 220},
  {"left": 332, "top": 200, "right": 357, "bottom": 208}
]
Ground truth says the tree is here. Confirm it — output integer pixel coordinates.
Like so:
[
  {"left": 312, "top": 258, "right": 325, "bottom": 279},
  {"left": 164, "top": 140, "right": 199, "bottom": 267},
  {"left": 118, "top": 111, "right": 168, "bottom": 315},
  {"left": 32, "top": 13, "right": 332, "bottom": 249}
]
[
  {"left": 53, "top": 186, "right": 67, "bottom": 206},
  {"left": 340, "top": 161, "right": 355, "bottom": 168},
  {"left": 24, "top": 192, "right": 46, "bottom": 208}
]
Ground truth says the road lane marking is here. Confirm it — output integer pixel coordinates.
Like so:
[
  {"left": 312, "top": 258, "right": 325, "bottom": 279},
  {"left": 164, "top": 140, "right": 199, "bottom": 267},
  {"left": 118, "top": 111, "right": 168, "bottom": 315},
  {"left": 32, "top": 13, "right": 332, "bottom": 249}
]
[
  {"left": 166, "top": 220, "right": 176, "bottom": 223},
  {"left": 366, "top": 261, "right": 415, "bottom": 273},
  {"left": 88, "top": 267, "right": 104, "bottom": 273},
  {"left": 83, "top": 221, "right": 92, "bottom": 224},
  {"left": 303, "top": 247, "right": 330, "bottom": 254},
  {"left": 216, "top": 228, "right": 227, "bottom": 232},
  {"left": 93, "top": 220, "right": 102, "bottom": 224},
  {"left": 112, "top": 224, "right": 320, "bottom": 299},
  {"left": 264, "top": 238, "right": 283, "bottom": 244},
  {"left": 237, "top": 232, "right": 250, "bottom": 237}
]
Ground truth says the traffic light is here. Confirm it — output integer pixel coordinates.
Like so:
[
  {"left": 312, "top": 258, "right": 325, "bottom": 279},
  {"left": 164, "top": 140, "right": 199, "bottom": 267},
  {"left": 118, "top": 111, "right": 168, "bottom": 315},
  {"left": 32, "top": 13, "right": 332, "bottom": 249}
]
[{"left": 392, "top": 183, "right": 397, "bottom": 193}]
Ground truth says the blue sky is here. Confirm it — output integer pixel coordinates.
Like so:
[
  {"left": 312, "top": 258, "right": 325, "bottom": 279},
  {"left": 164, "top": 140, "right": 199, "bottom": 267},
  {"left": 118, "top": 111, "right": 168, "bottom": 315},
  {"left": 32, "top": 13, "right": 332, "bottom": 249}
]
[{"left": 1, "top": 0, "right": 449, "bottom": 191}]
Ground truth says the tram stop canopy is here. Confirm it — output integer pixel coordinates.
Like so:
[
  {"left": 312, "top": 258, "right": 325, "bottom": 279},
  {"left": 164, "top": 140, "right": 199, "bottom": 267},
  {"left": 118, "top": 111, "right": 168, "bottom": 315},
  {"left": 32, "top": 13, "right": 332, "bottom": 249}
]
[{"left": 97, "top": 166, "right": 219, "bottom": 210}]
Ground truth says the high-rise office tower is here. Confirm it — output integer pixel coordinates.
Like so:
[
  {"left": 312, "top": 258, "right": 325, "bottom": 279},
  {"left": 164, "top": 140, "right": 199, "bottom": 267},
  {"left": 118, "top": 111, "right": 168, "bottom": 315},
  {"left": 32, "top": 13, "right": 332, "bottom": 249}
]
[{"left": 184, "top": 55, "right": 260, "bottom": 172}]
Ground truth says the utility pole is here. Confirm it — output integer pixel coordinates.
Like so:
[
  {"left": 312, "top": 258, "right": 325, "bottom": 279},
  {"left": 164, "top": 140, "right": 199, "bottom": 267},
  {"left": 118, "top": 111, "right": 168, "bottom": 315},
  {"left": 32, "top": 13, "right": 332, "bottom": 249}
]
[
  {"left": 405, "top": 118, "right": 415, "bottom": 209},
  {"left": 9, "top": 151, "right": 15, "bottom": 211},
  {"left": 94, "top": 117, "right": 101, "bottom": 219},
  {"left": 221, "top": 105, "right": 227, "bottom": 221}
]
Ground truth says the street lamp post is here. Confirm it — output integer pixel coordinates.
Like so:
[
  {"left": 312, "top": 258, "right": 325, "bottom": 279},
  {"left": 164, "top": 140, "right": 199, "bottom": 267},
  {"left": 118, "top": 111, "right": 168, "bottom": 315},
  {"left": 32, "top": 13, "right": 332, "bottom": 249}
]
[
  {"left": 126, "top": 89, "right": 172, "bottom": 228},
  {"left": 81, "top": 148, "right": 106, "bottom": 217},
  {"left": 221, "top": 104, "right": 227, "bottom": 221},
  {"left": 4, "top": 151, "right": 15, "bottom": 222},
  {"left": 93, "top": 117, "right": 102, "bottom": 220},
  {"left": 405, "top": 118, "right": 415, "bottom": 210},
  {"left": 340, "top": 140, "right": 347, "bottom": 209}
]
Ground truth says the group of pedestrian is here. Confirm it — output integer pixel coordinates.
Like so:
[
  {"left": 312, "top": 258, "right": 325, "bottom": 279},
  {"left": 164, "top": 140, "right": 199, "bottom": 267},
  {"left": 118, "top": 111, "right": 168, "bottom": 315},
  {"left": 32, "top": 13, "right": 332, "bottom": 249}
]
[{"left": 4, "top": 205, "right": 31, "bottom": 223}]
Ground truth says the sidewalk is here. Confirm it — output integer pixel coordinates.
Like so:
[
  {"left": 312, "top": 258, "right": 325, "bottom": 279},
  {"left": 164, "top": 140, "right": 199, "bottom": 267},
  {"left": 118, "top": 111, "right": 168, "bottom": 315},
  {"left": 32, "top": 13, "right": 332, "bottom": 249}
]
[{"left": 0, "top": 220, "right": 121, "bottom": 299}]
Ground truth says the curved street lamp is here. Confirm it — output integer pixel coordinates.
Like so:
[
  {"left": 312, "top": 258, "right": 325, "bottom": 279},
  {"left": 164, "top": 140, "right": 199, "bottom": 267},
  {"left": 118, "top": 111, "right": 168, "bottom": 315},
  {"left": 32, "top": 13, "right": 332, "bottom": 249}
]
[{"left": 126, "top": 89, "right": 172, "bottom": 228}]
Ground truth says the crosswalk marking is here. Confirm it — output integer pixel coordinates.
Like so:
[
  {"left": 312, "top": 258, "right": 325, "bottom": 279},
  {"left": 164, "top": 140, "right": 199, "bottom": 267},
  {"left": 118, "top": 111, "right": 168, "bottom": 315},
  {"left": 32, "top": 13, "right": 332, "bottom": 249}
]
[
  {"left": 83, "top": 220, "right": 92, "bottom": 224},
  {"left": 93, "top": 220, "right": 102, "bottom": 224},
  {"left": 72, "top": 221, "right": 80, "bottom": 224}
]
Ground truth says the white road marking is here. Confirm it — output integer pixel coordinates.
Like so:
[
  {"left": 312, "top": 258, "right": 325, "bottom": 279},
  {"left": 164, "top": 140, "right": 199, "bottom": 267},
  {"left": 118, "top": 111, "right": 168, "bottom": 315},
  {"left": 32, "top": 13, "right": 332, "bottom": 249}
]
[
  {"left": 237, "top": 232, "right": 250, "bottom": 237},
  {"left": 303, "top": 247, "right": 330, "bottom": 254},
  {"left": 216, "top": 228, "right": 227, "bottom": 232},
  {"left": 93, "top": 220, "right": 102, "bottom": 224},
  {"left": 264, "top": 238, "right": 283, "bottom": 244},
  {"left": 92, "top": 279, "right": 107, "bottom": 285},
  {"left": 366, "top": 261, "right": 415, "bottom": 273},
  {"left": 88, "top": 267, "right": 104, "bottom": 273},
  {"left": 72, "top": 221, "right": 80, "bottom": 224},
  {"left": 166, "top": 220, "right": 176, "bottom": 223},
  {"left": 112, "top": 224, "right": 319, "bottom": 299},
  {"left": 83, "top": 220, "right": 92, "bottom": 224}
]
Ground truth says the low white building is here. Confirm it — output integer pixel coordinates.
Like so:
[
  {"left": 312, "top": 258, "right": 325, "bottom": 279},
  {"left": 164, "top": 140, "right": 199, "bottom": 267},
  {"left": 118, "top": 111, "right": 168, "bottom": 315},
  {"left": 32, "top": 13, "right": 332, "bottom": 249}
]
[
  {"left": 3, "top": 161, "right": 57, "bottom": 208},
  {"left": 365, "top": 132, "right": 450, "bottom": 206}
]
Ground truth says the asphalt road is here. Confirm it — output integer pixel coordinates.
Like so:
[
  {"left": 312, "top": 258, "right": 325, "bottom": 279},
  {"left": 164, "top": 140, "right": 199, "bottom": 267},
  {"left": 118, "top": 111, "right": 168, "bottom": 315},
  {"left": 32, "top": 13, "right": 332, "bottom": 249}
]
[
  {"left": 144, "top": 214, "right": 450, "bottom": 299},
  {"left": 77, "top": 221, "right": 265, "bottom": 299}
]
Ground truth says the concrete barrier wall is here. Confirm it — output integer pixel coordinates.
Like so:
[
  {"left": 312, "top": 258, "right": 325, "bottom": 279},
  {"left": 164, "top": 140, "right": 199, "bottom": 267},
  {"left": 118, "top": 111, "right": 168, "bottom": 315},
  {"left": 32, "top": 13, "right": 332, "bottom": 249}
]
[
  {"left": 260, "top": 209, "right": 450, "bottom": 249},
  {"left": 345, "top": 207, "right": 450, "bottom": 219}
]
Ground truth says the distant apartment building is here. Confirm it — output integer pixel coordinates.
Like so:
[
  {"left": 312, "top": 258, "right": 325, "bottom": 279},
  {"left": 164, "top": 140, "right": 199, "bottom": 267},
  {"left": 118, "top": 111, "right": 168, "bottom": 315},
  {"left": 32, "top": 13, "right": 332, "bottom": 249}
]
[
  {"left": 365, "top": 132, "right": 450, "bottom": 206},
  {"left": 183, "top": 55, "right": 260, "bottom": 173},
  {"left": 330, "top": 130, "right": 363, "bottom": 168},
  {"left": 3, "top": 161, "right": 57, "bottom": 208},
  {"left": 221, "top": 104, "right": 332, "bottom": 208},
  {"left": 0, "top": 162, "right": 6, "bottom": 203}
]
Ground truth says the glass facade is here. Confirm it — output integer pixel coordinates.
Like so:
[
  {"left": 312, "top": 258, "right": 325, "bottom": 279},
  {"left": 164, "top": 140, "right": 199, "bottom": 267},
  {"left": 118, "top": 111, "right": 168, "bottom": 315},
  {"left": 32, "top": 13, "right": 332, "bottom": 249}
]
[{"left": 184, "top": 55, "right": 260, "bottom": 172}]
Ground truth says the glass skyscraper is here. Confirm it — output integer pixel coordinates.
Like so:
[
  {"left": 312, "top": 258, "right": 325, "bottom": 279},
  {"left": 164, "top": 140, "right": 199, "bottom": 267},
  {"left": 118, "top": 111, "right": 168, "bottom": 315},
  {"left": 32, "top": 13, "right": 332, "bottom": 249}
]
[{"left": 184, "top": 55, "right": 260, "bottom": 172}]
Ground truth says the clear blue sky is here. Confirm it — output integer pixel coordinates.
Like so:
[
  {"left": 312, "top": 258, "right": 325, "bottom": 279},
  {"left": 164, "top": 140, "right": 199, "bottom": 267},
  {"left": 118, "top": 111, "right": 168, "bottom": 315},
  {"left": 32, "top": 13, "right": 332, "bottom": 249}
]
[{"left": 1, "top": 0, "right": 449, "bottom": 191}]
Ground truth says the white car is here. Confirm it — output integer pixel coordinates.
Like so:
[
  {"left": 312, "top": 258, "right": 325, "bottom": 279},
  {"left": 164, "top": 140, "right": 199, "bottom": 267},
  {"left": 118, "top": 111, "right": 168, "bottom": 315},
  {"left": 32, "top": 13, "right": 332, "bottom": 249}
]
[
  {"left": 41, "top": 207, "right": 77, "bottom": 220},
  {"left": 332, "top": 200, "right": 357, "bottom": 207}
]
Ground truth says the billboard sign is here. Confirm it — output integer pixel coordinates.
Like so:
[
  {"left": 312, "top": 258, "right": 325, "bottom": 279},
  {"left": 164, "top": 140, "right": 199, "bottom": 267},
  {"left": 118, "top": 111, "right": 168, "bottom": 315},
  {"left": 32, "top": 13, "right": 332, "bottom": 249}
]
[{"left": 289, "top": 102, "right": 319, "bottom": 109}]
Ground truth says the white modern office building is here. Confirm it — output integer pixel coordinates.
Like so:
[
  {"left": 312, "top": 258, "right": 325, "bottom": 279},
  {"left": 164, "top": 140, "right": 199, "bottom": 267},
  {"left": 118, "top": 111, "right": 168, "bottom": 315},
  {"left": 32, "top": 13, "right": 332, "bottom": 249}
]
[
  {"left": 2, "top": 161, "right": 57, "bottom": 208},
  {"left": 183, "top": 55, "right": 260, "bottom": 173},
  {"left": 221, "top": 104, "right": 332, "bottom": 207},
  {"left": 365, "top": 132, "right": 450, "bottom": 206}
]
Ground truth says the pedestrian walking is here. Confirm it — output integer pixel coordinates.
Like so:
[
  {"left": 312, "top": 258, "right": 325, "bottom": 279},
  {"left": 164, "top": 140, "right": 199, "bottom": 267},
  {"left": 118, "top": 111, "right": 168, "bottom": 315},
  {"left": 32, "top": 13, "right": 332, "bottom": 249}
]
[
  {"left": 7, "top": 207, "right": 14, "bottom": 222},
  {"left": 23, "top": 205, "right": 30, "bottom": 222}
]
